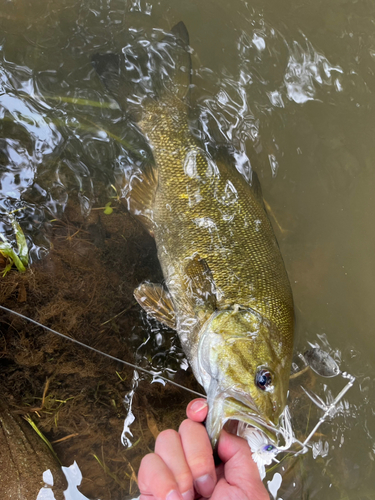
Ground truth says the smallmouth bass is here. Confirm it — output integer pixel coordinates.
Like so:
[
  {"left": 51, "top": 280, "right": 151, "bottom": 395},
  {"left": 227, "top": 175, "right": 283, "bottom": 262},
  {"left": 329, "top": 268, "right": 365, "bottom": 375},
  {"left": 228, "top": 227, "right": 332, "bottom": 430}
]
[{"left": 93, "top": 22, "right": 294, "bottom": 446}]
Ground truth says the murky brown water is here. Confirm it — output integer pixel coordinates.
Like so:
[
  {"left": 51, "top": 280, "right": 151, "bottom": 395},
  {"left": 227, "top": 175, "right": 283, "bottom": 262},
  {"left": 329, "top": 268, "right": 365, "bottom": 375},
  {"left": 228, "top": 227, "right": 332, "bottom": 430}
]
[{"left": 0, "top": 0, "right": 375, "bottom": 498}]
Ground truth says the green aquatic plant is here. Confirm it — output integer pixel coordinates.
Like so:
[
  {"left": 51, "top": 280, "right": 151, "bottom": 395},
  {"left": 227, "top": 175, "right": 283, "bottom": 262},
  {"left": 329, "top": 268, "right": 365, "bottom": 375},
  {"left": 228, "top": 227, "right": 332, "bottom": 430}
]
[
  {"left": 91, "top": 202, "right": 115, "bottom": 215},
  {"left": 23, "top": 415, "right": 61, "bottom": 465},
  {"left": 44, "top": 95, "right": 119, "bottom": 109},
  {"left": 0, "top": 214, "right": 28, "bottom": 276},
  {"left": 104, "top": 202, "right": 113, "bottom": 215},
  {"left": 93, "top": 452, "right": 139, "bottom": 493}
]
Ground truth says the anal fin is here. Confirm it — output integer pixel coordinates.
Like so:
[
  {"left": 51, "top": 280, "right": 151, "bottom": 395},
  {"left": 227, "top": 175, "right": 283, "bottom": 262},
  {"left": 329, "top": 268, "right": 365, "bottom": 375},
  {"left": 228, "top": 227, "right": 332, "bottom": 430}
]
[{"left": 134, "top": 282, "right": 176, "bottom": 330}]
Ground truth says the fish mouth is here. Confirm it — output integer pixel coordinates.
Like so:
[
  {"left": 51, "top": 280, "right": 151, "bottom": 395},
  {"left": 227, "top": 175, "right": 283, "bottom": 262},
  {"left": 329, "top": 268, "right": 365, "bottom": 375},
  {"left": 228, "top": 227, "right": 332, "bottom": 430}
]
[{"left": 206, "top": 394, "right": 280, "bottom": 449}]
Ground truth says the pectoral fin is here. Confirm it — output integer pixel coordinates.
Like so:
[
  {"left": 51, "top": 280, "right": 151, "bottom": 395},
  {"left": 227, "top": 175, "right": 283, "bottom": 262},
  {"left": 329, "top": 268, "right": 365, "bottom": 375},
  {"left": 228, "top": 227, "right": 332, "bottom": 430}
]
[
  {"left": 126, "top": 163, "right": 158, "bottom": 235},
  {"left": 134, "top": 282, "right": 176, "bottom": 330},
  {"left": 184, "top": 254, "right": 216, "bottom": 320}
]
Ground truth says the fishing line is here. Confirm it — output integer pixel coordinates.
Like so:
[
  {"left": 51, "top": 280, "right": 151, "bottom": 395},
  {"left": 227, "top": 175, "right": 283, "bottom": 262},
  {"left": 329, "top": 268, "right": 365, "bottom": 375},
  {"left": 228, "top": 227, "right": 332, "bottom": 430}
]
[
  {"left": 0, "top": 305, "right": 206, "bottom": 399},
  {"left": 1, "top": 305, "right": 314, "bottom": 458}
]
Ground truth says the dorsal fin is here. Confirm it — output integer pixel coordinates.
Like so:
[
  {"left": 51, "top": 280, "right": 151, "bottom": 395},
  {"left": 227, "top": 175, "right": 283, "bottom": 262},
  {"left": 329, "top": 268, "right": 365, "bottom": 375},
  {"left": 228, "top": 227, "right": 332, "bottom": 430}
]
[
  {"left": 213, "top": 147, "right": 265, "bottom": 205},
  {"left": 170, "top": 21, "right": 189, "bottom": 46},
  {"left": 126, "top": 163, "right": 158, "bottom": 235},
  {"left": 249, "top": 170, "right": 264, "bottom": 205},
  {"left": 91, "top": 52, "right": 127, "bottom": 110}
]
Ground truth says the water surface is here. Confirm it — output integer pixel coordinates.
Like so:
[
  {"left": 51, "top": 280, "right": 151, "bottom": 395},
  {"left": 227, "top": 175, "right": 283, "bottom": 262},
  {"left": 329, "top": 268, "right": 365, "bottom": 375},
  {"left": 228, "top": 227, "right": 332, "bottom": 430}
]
[{"left": 0, "top": 0, "right": 374, "bottom": 498}]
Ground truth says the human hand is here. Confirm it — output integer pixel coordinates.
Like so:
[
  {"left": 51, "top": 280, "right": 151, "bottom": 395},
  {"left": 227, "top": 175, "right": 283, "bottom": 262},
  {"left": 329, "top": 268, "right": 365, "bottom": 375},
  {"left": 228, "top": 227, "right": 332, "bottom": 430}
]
[{"left": 138, "top": 398, "right": 269, "bottom": 500}]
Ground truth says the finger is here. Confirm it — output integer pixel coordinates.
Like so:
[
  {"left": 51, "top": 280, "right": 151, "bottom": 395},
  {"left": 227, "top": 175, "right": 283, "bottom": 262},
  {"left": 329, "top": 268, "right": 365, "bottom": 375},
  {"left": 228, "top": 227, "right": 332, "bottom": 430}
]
[
  {"left": 138, "top": 453, "right": 183, "bottom": 500},
  {"left": 217, "top": 430, "right": 269, "bottom": 499},
  {"left": 155, "top": 430, "right": 194, "bottom": 500},
  {"left": 186, "top": 399, "right": 208, "bottom": 422},
  {"left": 179, "top": 419, "right": 216, "bottom": 498}
]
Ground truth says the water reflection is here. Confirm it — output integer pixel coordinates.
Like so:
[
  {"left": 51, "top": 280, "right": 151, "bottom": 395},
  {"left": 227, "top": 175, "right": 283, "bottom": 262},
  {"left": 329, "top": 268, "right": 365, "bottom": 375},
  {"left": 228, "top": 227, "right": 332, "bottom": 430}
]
[
  {"left": 0, "top": 0, "right": 374, "bottom": 498},
  {"left": 283, "top": 38, "right": 343, "bottom": 104}
]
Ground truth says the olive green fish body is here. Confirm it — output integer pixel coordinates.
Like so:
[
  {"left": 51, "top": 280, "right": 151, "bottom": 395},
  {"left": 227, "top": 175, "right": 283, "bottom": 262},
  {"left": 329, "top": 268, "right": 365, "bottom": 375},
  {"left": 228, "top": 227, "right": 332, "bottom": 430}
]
[
  {"left": 141, "top": 96, "right": 293, "bottom": 357},
  {"left": 94, "top": 22, "right": 294, "bottom": 444},
  {"left": 135, "top": 91, "right": 294, "bottom": 440}
]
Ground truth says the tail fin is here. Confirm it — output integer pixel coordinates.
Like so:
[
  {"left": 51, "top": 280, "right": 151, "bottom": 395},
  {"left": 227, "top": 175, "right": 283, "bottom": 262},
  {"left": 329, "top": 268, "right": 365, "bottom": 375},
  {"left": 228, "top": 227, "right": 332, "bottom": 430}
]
[
  {"left": 92, "top": 22, "right": 192, "bottom": 119},
  {"left": 163, "top": 21, "right": 191, "bottom": 100}
]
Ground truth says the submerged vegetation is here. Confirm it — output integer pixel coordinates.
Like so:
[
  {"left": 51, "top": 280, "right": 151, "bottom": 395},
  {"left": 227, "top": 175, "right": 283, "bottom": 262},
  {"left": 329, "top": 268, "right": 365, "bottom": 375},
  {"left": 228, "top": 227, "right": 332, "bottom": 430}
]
[
  {"left": 0, "top": 213, "right": 28, "bottom": 275},
  {"left": 0, "top": 68, "right": 201, "bottom": 494},
  {"left": 0, "top": 0, "right": 375, "bottom": 498},
  {"left": 0, "top": 193, "right": 199, "bottom": 498}
]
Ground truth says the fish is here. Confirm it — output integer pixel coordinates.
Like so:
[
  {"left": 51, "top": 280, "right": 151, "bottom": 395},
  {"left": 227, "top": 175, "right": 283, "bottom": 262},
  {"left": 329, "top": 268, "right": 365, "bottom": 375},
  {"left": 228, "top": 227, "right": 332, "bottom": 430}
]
[
  {"left": 93, "top": 22, "right": 294, "bottom": 446},
  {"left": 0, "top": 399, "right": 66, "bottom": 499}
]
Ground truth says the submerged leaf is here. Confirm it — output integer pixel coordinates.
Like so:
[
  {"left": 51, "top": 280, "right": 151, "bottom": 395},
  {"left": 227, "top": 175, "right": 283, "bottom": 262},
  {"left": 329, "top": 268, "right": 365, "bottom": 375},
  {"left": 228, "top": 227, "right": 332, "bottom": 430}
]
[
  {"left": 10, "top": 216, "right": 28, "bottom": 267},
  {"left": 0, "top": 240, "right": 26, "bottom": 274},
  {"left": 45, "top": 95, "right": 119, "bottom": 109},
  {"left": 0, "top": 215, "right": 28, "bottom": 275},
  {"left": 104, "top": 202, "right": 113, "bottom": 215},
  {"left": 23, "top": 415, "right": 61, "bottom": 465}
]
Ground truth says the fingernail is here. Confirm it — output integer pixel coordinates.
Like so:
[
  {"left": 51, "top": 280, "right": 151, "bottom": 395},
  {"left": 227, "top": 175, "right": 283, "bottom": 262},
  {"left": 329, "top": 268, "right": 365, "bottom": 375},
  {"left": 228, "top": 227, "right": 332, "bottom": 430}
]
[
  {"left": 194, "top": 474, "right": 215, "bottom": 497},
  {"left": 166, "top": 490, "right": 183, "bottom": 500},
  {"left": 190, "top": 400, "right": 208, "bottom": 413},
  {"left": 182, "top": 490, "right": 194, "bottom": 500}
]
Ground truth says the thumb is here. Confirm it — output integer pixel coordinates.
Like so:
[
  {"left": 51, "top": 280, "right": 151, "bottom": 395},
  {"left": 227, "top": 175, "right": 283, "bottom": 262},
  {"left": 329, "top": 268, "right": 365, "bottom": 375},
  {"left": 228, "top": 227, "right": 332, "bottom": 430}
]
[{"left": 216, "top": 430, "right": 269, "bottom": 499}]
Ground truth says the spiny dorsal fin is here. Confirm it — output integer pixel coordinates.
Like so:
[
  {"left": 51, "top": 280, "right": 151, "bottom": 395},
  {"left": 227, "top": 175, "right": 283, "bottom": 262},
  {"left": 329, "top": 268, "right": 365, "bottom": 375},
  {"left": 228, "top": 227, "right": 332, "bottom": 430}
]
[
  {"left": 126, "top": 163, "right": 158, "bottom": 235},
  {"left": 134, "top": 282, "right": 176, "bottom": 330},
  {"left": 213, "top": 147, "right": 264, "bottom": 206},
  {"left": 184, "top": 254, "right": 216, "bottom": 318},
  {"left": 249, "top": 170, "right": 264, "bottom": 205}
]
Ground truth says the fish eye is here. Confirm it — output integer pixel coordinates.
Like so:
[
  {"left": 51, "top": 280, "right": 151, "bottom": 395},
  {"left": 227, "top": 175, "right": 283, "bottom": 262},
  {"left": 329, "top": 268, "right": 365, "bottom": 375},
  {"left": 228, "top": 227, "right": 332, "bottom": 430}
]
[{"left": 255, "top": 368, "right": 273, "bottom": 391}]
